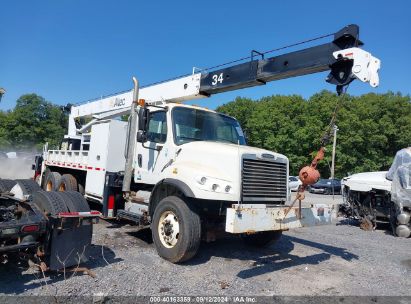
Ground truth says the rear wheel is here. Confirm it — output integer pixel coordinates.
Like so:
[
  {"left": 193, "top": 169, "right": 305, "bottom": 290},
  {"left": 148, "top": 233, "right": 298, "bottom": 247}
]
[
  {"left": 10, "top": 179, "right": 42, "bottom": 199},
  {"left": 56, "top": 191, "right": 90, "bottom": 212},
  {"left": 152, "top": 196, "right": 201, "bottom": 263},
  {"left": 58, "top": 174, "right": 78, "bottom": 192},
  {"left": 32, "top": 191, "right": 68, "bottom": 215},
  {"left": 43, "top": 171, "right": 61, "bottom": 191},
  {"left": 15, "top": 179, "right": 41, "bottom": 195},
  {"left": 242, "top": 231, "right": 282, "bottom": 247},
  {"left": 78, "top": 183, "right": 85, "bottom": 195},
  {"left": 0, "top": 179, "right": 17, "bottom": 192},
  {"left": 41, "top": 168, "right": 51, "bottom": 189}
]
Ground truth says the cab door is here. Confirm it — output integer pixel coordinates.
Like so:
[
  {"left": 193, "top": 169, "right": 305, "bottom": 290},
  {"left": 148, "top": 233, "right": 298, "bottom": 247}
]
[{"left": 134, "top": 110, "right": 169, "bottom": 185}]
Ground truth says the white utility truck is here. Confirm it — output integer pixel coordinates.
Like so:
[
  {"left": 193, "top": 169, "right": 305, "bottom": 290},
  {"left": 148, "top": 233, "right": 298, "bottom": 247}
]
[{"left": 34, "top": 25, "right": 381, "bottom": 262}]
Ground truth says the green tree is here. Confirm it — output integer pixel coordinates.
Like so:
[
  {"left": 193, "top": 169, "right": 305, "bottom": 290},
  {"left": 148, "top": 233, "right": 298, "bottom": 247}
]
[
  {"left": 0, "top": 94, "right": 68, "bottom": 151},
  {"left": 217, "top": 97, "right": 254, "bottom": 132},
  {"left": 0, "top": 110, "right": 11, "bottom": 148},
  {"left": 217, "top": 91, "right": 411, "bottom": 178}
]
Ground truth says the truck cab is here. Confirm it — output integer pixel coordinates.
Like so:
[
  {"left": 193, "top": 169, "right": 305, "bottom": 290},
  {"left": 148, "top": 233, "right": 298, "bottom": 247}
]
[{"left": 133, "top": 103, "right": 288, "bottom": 202}]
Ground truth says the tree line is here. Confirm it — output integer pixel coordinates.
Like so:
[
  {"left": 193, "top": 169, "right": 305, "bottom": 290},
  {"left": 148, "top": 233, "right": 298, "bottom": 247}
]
[
  {"left": 0, "top": 91, "right": 410, "bottom": 178},
  {"left": 0, "top": 94, "right": 67, "bottom": 151},
  {"left": 217, "top": 90, "right": 411, "bottom": 178}
]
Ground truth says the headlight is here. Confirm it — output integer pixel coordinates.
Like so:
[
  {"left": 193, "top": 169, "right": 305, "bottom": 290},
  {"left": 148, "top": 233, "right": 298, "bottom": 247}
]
[
  {"left": 196, "top": 176, "right": 207, "bottom": 185},
  {"left": 195, "top": 175, "right": 233, "bottom": 194}
]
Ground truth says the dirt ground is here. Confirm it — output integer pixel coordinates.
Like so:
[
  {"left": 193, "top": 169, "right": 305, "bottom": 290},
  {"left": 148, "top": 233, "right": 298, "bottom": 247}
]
[{"left": 0, "top": 193, "right": 410, "bottom": 298}]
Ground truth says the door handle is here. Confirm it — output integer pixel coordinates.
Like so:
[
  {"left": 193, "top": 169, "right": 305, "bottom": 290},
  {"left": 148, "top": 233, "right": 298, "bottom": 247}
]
[{"left": 138, "top": 154, "right": 142, "bottom": 168}]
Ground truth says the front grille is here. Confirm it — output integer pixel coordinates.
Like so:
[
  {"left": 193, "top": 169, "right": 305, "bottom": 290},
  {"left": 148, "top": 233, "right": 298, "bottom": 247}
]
[{"left": 242, "top": 158, "right": 287, "bottom": 201}]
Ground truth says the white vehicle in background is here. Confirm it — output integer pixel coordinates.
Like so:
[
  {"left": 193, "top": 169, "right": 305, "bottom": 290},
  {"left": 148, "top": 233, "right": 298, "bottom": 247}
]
[
  {"left": 6, "top": 152, "right": 17, "bottom": 159},
  {"left": 341, "top": 148, "right": 411, "bottom": 238},
  {"left": 288, "top": 176, "right": 302, "bottom": 192}
]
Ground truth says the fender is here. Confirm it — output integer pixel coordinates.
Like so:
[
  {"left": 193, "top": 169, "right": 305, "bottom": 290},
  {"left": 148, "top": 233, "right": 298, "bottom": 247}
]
[{"left": 148, "top": 178, "right": 195, "bottom": 216}]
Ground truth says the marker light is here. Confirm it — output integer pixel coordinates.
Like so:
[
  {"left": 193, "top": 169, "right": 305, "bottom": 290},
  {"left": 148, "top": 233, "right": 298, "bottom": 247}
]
[{"left": 199, "top": 177, "right": 207, "bottom": 185}]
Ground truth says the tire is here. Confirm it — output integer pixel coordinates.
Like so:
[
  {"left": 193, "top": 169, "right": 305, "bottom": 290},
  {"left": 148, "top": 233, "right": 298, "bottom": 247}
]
[
  {"left": 58, "top": 174, "right": 78, "bottom": 192},
  {"left": 43, "top": 171, "right": 61, "bottom": 191},
  {"left": 32, "top": 191, "right": 69, "bottom": 215},
  {"left": 151, "top": 196, "right": 201, "bottom": 263},
  {"left": 41, "top": 168, "right": 51, "bottom": 189},
  {"left": 78, "top": 183, "right": 85, "bottom": 195},
  {"left": 390, "top": 203, "right": 400, "bottom": 237},
  {"left": 242, "top": 231, "right": 282, "bottom": 247},
  {"left": 15, "top": 179, "right": 42, "bottom": 195},
  {"left": 56, "top": 191, "right": 90, "bottom": 212},
  {"left": 0, "top": 179, "right": 17, "bottom": 192}
]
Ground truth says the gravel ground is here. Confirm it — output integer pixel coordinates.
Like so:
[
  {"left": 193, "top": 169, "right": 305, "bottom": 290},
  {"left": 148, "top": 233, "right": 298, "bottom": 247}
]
[{"left": 0, "top": 194, "right": 410, "bottom": 297}]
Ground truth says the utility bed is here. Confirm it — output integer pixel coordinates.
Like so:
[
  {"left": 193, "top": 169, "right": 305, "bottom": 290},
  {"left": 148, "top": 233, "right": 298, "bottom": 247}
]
[{"left": 45, "top": 150, "right": 89, "bottom": 171}]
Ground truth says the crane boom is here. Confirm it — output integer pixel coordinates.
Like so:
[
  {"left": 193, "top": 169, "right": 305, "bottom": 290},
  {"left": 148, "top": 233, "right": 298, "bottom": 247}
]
[{"left": 67, "top": 24, "right": 380, "bottom": 137}]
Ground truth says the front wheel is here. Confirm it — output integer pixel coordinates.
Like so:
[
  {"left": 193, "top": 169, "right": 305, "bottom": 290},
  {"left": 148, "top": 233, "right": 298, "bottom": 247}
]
[{"left": 152, "top": 196, "right": 201, "bottom": 263}]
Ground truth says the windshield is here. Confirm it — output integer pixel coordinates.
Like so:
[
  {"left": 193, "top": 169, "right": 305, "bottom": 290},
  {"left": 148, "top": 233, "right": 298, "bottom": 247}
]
[{"left": 172, "top": 107, "right": 246, "bottom": 146}]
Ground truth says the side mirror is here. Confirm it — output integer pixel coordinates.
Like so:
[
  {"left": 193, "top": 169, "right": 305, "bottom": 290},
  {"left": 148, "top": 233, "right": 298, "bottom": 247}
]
[
  {"left": 137, "top": 130, "right": 147, "bottom": 143},
  {"left": 137, "top": 107, "right": 149, "bottom": 143},
  {"left": 138, "top": 107, "right": 149, "bottom": 131}
]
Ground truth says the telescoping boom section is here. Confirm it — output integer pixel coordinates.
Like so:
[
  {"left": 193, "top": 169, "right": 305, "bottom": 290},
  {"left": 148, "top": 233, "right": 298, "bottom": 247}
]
[{"left": 67, "top": 24, "right": 380, "bottom": 136}]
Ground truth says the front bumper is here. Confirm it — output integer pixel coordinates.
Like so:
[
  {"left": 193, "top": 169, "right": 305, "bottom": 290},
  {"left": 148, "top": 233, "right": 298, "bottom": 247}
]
[{"left": 225, "top": 204, "right": 335, "bottom": 233}]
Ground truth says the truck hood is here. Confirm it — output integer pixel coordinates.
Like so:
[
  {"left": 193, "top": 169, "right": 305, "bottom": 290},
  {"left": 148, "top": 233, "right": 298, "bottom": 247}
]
[
  {"left": 179, "top": 141, "right": 287, "bottom": 161},
  {"left": 343, "top": 171, "right": 392, "bottom": 192},
  {"left": 166, "top": 141, "right": 288, "bottom": 201}
]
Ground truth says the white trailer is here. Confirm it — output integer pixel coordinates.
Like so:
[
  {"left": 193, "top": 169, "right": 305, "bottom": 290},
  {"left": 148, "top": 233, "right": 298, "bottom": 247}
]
[{"left": 34, "top": 25, "right": 381, "bottom": 262}]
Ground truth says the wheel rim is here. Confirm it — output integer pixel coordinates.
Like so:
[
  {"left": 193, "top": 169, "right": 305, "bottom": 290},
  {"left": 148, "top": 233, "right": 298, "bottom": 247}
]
[
  {"left": 46, "top": 181, "right": 53, "bottom": 191},
  {"left": 58, "top": 183, "right": 66, "bottom": 191},
  {"left": 158, "top": 211, "right": 180, "bottom": 248}
]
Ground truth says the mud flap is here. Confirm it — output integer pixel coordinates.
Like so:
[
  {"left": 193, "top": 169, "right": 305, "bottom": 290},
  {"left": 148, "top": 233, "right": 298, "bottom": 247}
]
[
  {"left": 225, "top": 204, "right": 336, "bottom": 233},
  {"left": 48, "top": 221, "right": 92, "bottom": 271}
]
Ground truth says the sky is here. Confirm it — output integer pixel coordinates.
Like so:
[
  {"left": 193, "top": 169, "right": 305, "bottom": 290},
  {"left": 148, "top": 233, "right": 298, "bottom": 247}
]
[{"left": 0, "top": 0, "right": 410, "bottom": 111}]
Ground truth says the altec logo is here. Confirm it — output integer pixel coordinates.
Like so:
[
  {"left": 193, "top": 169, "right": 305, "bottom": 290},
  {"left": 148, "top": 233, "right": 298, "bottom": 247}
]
[{"left": 113, "top": 97, "right": 125, "bottom": 107}]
